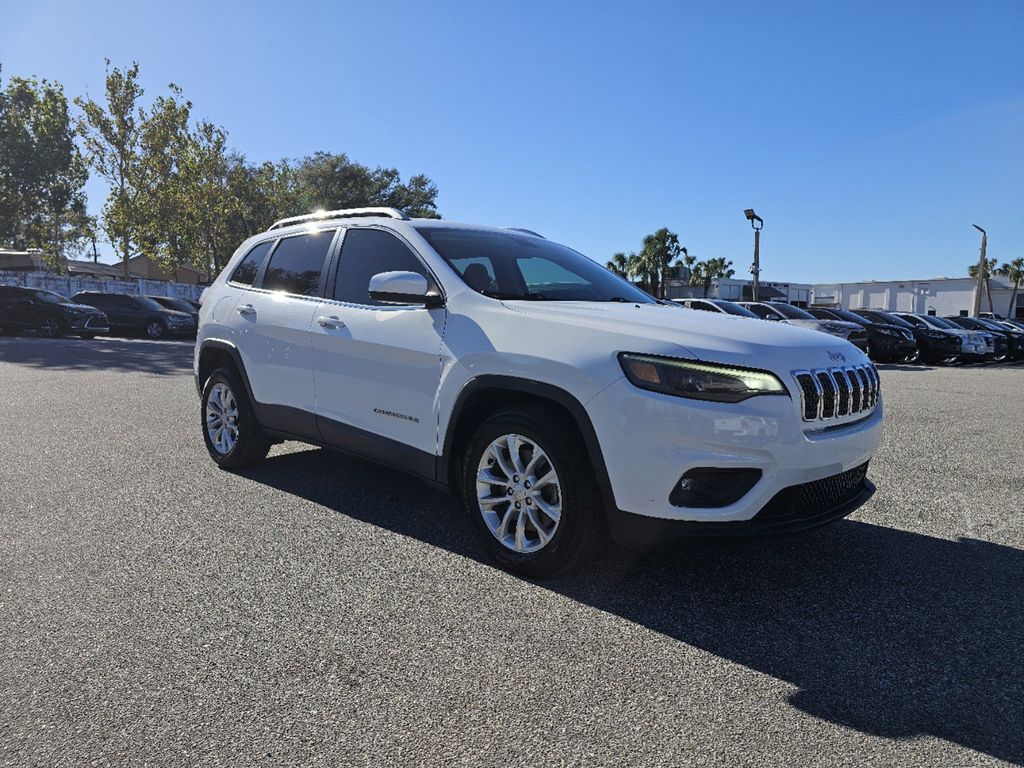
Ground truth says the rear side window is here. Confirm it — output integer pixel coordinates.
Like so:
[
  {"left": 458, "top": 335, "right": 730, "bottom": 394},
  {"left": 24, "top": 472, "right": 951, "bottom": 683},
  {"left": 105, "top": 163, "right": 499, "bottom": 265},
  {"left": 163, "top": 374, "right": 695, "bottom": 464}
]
[
  {"left": 230, "top": 241, "right": 274, "bottom": 286},
  {"left": 261, "top": 230, "right": 334, "bottom": 296},
  {"left": 333, "top": 229, "right": 429, "bottom": 306}
]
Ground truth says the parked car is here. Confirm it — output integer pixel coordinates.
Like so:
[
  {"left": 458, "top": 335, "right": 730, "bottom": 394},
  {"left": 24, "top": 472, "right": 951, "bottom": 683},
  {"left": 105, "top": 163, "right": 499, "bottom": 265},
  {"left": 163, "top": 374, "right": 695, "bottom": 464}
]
[
  {"left": 147, "top": 295, "right": 200, "bottom": 324},
  {"left": 850, "top": 309, "right": 958, "bottom": 364},
  {"left": 194, "top": 207, "right": 882, "bottom": 576},
  {"left": 71, "top": 292, "right": 196, "bottom": 339},
  {"left": 808, "top": 307, "right": 918, "bottom": 363},
  {"left": 945, "top": 316, "right": 1021, "bottom": 361},
  {"left": 891, "top": 312, "right": 991, "bottom": 362},
  {"left": 0, "top": 286, "right": 109, "bottom": 338},
  {"left": 674, "top": 298, "right": 761, "bottom": 318},
  {"left": 739, "top": 301, "right": 869, "bottom": 352}
]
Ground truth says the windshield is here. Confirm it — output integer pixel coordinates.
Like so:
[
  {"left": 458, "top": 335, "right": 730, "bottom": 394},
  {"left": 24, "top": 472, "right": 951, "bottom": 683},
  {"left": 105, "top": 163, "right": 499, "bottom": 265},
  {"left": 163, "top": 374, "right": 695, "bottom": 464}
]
[
  {"left": 920, "top": 315, "right": 958, "bottom": 330},
  {"left": 827, "top": 308, "right": 868, "bottom": 324},
  {"left": 712, "top": 300, "right": 758, "bottom": 318},
  {"left": 975, "top": 318, "right": 1006, "bottom": 331},
  {"left": 858, "top": 310, "right": 914, "bottom": 328},
  {"left": 135, "top": 296, "right": 168, "bottom": 312},
  {"left": 416, "top": 227, "right": 654, "bottom": 303},
  {"left": 36, "top": 290, "right": 72, "bottom": 304},
  {"left": 152, "top": 297, "right": 195, "bottom": 312},
  {"left": 767, "top": 302, "right": 815, "bottom": 320}
]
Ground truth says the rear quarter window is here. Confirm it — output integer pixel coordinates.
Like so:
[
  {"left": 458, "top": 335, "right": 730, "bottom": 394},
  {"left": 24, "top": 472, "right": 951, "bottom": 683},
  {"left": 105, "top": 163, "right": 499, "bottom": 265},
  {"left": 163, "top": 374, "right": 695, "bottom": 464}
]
[{"left": 230, "top": 240, "right": 275, "bottom": 286}]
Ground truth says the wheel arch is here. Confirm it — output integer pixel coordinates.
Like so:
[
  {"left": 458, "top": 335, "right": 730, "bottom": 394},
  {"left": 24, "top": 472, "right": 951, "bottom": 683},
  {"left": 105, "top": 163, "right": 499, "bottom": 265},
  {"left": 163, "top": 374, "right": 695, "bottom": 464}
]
[
  {"left": 440, "top": 375, "right": 614, "bottom": 508},
  {"left": 196, "top": 340, "right": 257, "bottom": 407}
]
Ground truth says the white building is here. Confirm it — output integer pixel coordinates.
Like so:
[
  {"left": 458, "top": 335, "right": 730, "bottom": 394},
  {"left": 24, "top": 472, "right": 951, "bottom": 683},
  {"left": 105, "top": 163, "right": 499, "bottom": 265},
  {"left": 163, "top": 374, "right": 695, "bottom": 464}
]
[{"left": 812, "top": 277, "right": 1022, "bottom": 319}]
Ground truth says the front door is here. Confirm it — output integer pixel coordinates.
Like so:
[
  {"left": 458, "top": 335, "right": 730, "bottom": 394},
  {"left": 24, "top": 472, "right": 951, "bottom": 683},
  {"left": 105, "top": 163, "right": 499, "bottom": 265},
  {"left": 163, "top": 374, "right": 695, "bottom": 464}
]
[{"left": 311, "top": 227, "right": 446, "bottom": 471}]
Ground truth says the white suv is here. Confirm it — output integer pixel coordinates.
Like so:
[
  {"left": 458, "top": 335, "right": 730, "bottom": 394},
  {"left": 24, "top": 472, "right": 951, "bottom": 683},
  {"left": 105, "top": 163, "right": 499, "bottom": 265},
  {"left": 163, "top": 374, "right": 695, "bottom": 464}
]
[{"left": 195, "top": 208, "right": 883, "bottom": 576}]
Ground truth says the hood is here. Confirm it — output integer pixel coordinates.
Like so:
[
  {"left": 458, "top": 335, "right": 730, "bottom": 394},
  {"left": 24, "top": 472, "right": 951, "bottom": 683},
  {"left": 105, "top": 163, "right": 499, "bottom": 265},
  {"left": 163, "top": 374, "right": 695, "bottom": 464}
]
[
  {"left": 63, "top": 302, "right": 106, "bottom": 313},
  {"left": 501, "top": 300, "right": 869, "bottom": 373}
]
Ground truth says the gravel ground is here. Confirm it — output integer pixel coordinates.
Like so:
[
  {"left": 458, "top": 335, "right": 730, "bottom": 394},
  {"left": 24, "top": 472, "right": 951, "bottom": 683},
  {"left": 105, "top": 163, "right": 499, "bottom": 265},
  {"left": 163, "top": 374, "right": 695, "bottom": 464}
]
[{"left": 1, "top": 337, "right": 1021, "bottom": 767}]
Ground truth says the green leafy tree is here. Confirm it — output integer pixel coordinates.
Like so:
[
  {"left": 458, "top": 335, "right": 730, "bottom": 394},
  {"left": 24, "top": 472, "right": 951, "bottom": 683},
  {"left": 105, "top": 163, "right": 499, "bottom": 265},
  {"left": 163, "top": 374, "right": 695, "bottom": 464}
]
[
  {"left": 638, "top": 228, "right": 685, "bottom": 299},
  {"left": 605, "top": 251, "right": 629, "bottom": 277},
  {"left": 74, "top": 60, "right": 148, "bottom": 279},
  {"left": 690, "top": 257, "right": 735, "bottom": 297},
  {"left": 0, "top": 70, "right": 89, "bottom": 266},
  {"left": 967, "top": 257, "right": 998, "bottom": 314},
  {"left": 995, "top": 257, "right": 1024, "bottom": 319}
]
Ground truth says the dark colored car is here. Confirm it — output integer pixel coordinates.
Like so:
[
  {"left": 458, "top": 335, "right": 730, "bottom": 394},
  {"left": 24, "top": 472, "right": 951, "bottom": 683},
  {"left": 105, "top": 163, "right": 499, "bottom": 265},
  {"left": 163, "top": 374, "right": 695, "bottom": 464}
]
[
  {"left": 147, "top": 295, "right": 200, "bottom": 323},
  {"left": 851, "top": 309, "right": 961, "bottom": 364},
  {"left": 0, "top": 285, "right": 109, "bottom": 338},
  {"left": 71, "top": 292, "right": 196, "bottom": 339},
  {"left": 946, "top": 316, "right": 1021, "bottom": 361},
  {"left": 809, "top": 307, "right": 918, "bottom": 363}
]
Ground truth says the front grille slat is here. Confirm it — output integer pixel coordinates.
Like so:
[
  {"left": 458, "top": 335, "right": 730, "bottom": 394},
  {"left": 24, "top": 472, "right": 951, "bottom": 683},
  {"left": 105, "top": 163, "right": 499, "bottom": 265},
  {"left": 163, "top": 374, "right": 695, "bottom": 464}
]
[{"left": 794, "top": 362, "right": 881, "bottom": 423}]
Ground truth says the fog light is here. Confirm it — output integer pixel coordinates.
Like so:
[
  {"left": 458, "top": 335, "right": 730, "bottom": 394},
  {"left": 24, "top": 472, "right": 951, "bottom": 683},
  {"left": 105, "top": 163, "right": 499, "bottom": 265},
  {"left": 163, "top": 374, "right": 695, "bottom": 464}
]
[{"left": 669, "top": 468, "right": 762, "bottom": 508}]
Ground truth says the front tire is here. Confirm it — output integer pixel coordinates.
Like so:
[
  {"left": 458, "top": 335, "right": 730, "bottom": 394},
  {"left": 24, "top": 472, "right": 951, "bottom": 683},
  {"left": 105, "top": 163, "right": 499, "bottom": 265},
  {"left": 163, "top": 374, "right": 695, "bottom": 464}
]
[
  {"left": 460, "top": 405, "right": 604, "bottom": 578},
  {"left": 201, "top": 367, "right": 271, "bottom": 469},
  {"left": 145, "top": 319, "right": 167, "bottom": 339},
  {"left": 38, "top": 316, "right": 65, "bottom": 338}
]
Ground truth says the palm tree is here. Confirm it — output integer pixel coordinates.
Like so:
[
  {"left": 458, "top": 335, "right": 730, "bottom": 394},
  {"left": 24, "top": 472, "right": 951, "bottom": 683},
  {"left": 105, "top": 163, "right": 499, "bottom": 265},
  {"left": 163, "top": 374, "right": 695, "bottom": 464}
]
[
  {"left": 968, "top": 257, "right": 998, "bottom": 313},
  {"left": 995, "top": 257, "right": 1024, "bottom": 319},
  {"left": 605, "top": 251, "right": 629, "bottom": 278},
  {"left": 690, "top": 257, "right": 735, "bottom": 297},
  {"left": 639, "top": 228, "right": 684, "bottom": 298}
]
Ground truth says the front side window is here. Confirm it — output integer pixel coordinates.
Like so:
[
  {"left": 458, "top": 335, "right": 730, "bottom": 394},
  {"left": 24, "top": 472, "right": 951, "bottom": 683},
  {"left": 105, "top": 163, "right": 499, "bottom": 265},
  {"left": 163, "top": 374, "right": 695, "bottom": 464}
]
[
  {"left": 36, "top": 290, "right": 71, "bottom": 304},
  {"left": 417, "top": 227, "right": 653, "bottom": 303},
  {"left": 230, "top": 240, "right": 275, "bottom": 286},
  {"left": 261, "top": 230, "right": 334, "bottom": 296},
  {"left": 745, "top": 303, "right": 775, "bottom": 320},
  {"left": 333, "top": 228, "right": 430, "bottom": 306}
]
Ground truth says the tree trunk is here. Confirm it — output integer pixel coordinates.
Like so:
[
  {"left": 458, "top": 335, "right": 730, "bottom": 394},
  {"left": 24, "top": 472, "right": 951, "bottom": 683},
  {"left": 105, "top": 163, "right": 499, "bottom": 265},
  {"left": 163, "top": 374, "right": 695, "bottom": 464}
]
[
  {"left": 985, "top": 278, "right": 994, "bottom": 313},
  {"left": 1009, "top": 282, "right": 1020, "bottom": 319},
  {"left": 122, "top": 237, "right": 131, "bottom": 280}
]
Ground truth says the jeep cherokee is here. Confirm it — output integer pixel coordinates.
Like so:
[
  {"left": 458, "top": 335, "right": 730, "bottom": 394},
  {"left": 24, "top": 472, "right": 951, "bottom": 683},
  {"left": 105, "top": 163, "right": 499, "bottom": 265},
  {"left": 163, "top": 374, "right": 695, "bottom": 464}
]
[{"left": 194, "top": 208, "right": 883, "bottom": 576}]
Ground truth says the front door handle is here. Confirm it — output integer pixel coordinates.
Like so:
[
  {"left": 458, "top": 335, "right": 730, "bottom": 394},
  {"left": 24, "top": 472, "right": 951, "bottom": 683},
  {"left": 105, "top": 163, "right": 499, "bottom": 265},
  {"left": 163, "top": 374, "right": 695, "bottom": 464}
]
[
  {"left": 236, "top": 304, "right": 256, "bottom": 316},
  {"left": 317, "top": 315, "right": 346, "bottom": 329}
]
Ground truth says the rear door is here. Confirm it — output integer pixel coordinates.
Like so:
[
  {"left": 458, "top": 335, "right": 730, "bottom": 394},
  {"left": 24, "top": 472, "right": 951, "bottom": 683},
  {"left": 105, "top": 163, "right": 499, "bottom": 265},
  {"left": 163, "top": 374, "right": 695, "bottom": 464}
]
[
  {"left": 230, "top": 228, "right": 337, "bottom": 435},
  {"left": 311, "top": 227, "right": 446, "bottom": 464}
]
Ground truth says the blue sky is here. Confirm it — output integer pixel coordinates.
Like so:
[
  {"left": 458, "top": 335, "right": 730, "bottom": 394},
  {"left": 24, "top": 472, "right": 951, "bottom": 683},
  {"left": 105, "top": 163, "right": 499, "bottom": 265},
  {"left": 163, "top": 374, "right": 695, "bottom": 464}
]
[{"left": 3, "top": 0, "right": 1021, "bottom": 282}]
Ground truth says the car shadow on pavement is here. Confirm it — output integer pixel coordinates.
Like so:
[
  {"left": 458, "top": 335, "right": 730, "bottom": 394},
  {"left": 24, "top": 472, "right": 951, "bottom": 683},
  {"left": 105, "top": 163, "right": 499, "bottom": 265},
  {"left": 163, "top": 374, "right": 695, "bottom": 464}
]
[
  {"left": 241, "top": 447, "right": 1023, "bottom": 765},
  {"left": 0, "top": 337, "right": 194, "bottom": 376}
]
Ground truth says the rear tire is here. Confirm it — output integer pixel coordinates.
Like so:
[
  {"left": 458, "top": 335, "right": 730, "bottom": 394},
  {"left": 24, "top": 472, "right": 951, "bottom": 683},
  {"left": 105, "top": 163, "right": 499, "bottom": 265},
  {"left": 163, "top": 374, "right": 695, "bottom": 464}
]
[
  {"left": 201, "top": 367, "right": 272, "bottom": 469},
  {"left": 460, "top": 405, "right": 605, "bottom": 578}
]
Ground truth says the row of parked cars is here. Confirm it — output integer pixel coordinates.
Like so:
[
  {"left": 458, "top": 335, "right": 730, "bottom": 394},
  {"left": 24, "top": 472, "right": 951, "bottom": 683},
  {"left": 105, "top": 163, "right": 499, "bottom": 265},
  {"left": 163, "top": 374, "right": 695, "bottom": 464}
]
[
  {"left": 0, "top": 286, "right": 199, "bottom": 339},
  {"left": 676, "top": 298, "right": 1024, "bottom": 364}
]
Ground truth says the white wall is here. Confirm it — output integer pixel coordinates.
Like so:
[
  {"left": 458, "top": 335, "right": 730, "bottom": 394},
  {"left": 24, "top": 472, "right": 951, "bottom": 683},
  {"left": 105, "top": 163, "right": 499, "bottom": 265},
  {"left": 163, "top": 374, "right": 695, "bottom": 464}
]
[
  {"left": 0, "top": 271, "right": 204, "bottom": 301},
  {"left": 813, "top": 278, "right": 1020, "bottom": 318}
]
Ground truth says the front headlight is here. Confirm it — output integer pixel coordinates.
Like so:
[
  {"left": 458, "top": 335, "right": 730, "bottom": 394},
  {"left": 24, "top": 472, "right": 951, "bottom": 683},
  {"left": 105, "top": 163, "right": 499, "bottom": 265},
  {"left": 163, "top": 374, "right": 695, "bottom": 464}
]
[
  {"left": 618, "top": 353, "right": 789, "bottom": 403},
  {"left": 876, "top": 327, "right": 898, "bottom": 337}
]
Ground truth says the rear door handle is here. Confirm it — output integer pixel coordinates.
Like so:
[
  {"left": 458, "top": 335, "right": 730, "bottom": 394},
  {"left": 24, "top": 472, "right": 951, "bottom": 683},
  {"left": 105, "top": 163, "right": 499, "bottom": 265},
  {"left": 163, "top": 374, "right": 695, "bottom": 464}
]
[
  {"left": 317, "top": 315, "right": 346, "bottom": 329},
  {"left": 236, "top": 304, "right": 256, "bottom": 316}
]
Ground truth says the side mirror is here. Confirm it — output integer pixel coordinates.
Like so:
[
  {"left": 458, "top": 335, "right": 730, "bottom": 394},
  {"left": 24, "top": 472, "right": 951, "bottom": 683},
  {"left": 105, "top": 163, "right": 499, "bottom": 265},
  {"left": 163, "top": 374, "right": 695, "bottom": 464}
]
[{"left": 367, "top": 271, "right": 443, "bottom": 308}]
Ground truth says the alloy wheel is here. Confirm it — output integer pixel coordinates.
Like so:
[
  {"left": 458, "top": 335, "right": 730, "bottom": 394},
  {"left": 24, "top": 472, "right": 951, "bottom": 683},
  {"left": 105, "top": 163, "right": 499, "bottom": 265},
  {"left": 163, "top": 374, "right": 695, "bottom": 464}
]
[
  {"left": 476, "top": 433, "right": 562, "bottom": 553},
  {"left": 147, "top": 321, "right": 164, "bottom": 339},
  {"left": 206, "top": 382, "right": 239, "bottom": 455},
  {"left": 39, "top": 318, "right": 60, "bottom": 337}
]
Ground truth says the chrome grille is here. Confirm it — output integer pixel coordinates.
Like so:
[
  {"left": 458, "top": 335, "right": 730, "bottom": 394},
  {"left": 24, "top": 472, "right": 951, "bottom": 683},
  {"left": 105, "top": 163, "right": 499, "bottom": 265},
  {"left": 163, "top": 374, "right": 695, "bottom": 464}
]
[{"left": 793, "top": 363, "right": 879, "bottom": 422}]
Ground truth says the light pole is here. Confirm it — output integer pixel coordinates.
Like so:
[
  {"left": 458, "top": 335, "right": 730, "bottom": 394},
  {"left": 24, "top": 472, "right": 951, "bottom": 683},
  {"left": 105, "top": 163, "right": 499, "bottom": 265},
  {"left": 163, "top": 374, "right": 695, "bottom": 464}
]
[
  {"left": 744, "top": 209, "right": 763, "bottom": 302},
  {"left": 971, "top": 224, "right": 987, "bottom": 316}
]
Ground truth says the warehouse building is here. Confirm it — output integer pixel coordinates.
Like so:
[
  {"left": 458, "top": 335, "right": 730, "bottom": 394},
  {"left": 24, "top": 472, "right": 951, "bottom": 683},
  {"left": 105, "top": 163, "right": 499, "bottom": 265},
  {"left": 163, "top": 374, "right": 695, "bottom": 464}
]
[{"left": 812, "top": 277, "right": 1023, "bottom": 319}]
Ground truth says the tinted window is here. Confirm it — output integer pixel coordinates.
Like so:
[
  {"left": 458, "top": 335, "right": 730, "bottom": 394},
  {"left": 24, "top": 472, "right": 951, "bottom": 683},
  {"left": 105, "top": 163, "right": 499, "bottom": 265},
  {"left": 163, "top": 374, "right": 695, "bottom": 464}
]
[
  {"left": 334, "top": 229, "right": 429, "bottom": 305},
  {"left": 768, "top": 302, "right": 815, "bottom": 320},
  {"left": 261, "top": 231, "right": 334, "bottom": 295},
  {"left": 35, "top": 290, "right": 72, "bottom": 304},
  {"left": 713, "top": 300, "right": 759, "bottom": 318},
  {"left": 745, "top": 303, "right": 775, "bottom": 319},
  {"left": 417, "top": 227, "right": 653, "bottom": 303},
  {"left": 689, "top": 301, "right": 715, "bottom": 312},
  {"left": 230, "top": 241, "right": 275, "bottom": 286}
]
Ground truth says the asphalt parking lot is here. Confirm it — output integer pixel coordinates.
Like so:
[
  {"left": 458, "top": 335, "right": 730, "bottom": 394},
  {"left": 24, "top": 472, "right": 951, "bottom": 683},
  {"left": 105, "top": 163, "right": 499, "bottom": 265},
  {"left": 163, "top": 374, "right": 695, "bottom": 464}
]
[{"left": 1, "top": 337, "right": 1022, "bottom": 767}]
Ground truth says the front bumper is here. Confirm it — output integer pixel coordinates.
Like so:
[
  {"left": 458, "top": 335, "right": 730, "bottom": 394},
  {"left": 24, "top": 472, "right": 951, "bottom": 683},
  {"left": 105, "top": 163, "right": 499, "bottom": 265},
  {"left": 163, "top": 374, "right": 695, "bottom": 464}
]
[
  {"left": 869, "top": 335, "right": 917, "bottom": 360},
  {"left": 585, "top": 377, "right": 883, "bottom": 529},
  {"left": 67, "top": 313, "right": 109, "bottom": 333}
]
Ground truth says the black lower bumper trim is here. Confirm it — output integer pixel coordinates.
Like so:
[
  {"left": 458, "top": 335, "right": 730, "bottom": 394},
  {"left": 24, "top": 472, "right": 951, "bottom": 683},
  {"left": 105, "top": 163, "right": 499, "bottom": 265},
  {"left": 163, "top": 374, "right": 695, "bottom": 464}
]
[{"left": 606, "top": 477, "right": 876, "bottom": 549}]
